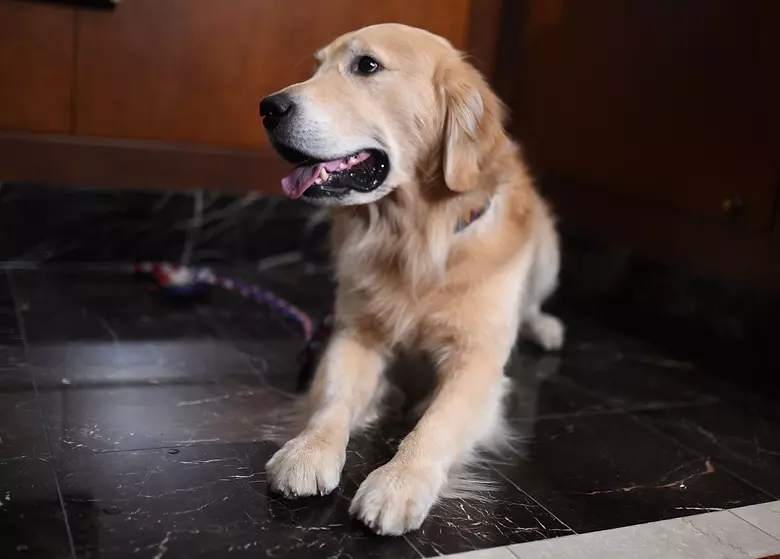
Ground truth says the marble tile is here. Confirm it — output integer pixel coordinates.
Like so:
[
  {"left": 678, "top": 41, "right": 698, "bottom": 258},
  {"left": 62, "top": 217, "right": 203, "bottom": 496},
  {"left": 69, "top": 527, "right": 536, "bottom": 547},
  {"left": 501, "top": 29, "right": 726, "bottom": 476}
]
[
  {"left": 635, "top": 404, "right": 780, "bottom": 499},
  {"left": 38, "top": 381, "right": 298, "bottom": 455},
  {"left": 1, "top": 264, "right": 778, "bottom": 558},
  {"left": 0, "top": 272, "right": 14, "bottom": 310},
  {"left": 503, "top": 350, "right": 612, "bottom": 419},
  {"left": 13, "top": 268, "right": 321, "bottom": 395},
  {"left": 11, "top": 269, "right": 164, "bottom": 316},
  {"left": 306, "top": 415, "right": 575, "bottom": 556},
  {"left": 4, "top": 181, "right": 779, "bottom": 400},
  {"left": 497, "top": 413, "right": 773, "bottom": 534},
  {"left": 730, "top": 501, "right": 780, "bottom": 541},
  {"left": 23, "top": 309, "right": 298, "bottom": 377},
  {"left": 559, "top": 359, "right": 720, "bottom": 410},
  {"left": 0, "top": 185, "right": 189, "bottom": 263},
  {"left": 0, "top": 184, "right": 316, "bottom": 264},
  {"left": 57, "top": 443, "right": 420, "bottom": 559},
  {"left": 509, "top": 509, "right": 780, "bottom": 559},
  {"left": 11, "top": 267, "right": 330, "bottom": 319},
  {"left": 558, "top": 230, "right": 780, "bottom": 399},
  {"left": 552, "top": 317, "right": 721, "bottom": 410},
  {"left": 0, "top": 276, "right": 51, "bottom": 462},
  {"left": 319, "top": 414, "right": 576, "bottom": 556},
  {"left": 15, "top": 269, "right": 315, "bottom": 459},
  {"left": 0, "top": 310, "right": 26, "bottom": 368},
  {"left": 403, "top": 478, "right": 574, "bottom": 556},
  {"left": 54, "top": 431, "right": 577, "bottom": 559},
  {"left": 0, "top": 457, "right": 72, "bottom": 558},
  {"left": 0, "top": 368, "right": 49, "bottom": 461},
  {"left": 553, "top": 312, "right": 658, "bottom": 360}
]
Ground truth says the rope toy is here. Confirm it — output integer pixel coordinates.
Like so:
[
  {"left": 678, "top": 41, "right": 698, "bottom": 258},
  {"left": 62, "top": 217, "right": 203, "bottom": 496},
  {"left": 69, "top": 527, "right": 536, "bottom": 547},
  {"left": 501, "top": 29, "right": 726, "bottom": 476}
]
[
  {"left": 133, "top": 261, "right": 317, "bottom": 342},
  {"left": 133, "top": 262, "right": 332, "bottom": 390}
]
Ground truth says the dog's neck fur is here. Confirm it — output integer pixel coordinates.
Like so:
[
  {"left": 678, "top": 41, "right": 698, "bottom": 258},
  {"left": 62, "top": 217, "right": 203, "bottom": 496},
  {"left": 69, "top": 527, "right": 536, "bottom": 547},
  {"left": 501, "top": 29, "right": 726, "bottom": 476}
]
[{"left": 330, "top": 131, "right": 526, "bottom": 296}]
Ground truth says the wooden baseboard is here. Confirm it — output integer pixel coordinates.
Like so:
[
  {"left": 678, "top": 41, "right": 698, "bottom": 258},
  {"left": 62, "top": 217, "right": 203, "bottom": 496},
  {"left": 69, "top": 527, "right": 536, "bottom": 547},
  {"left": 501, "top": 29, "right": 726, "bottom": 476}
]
[{"left": 0, "top": 133, "right": 287, "bottom": 193}]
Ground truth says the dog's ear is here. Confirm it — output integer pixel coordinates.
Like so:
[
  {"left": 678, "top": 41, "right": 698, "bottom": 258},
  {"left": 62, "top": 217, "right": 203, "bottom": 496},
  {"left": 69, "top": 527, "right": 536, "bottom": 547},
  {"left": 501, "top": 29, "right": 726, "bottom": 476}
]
[{"left": 437, "top": 59, "right": 504, "bottom": 192}]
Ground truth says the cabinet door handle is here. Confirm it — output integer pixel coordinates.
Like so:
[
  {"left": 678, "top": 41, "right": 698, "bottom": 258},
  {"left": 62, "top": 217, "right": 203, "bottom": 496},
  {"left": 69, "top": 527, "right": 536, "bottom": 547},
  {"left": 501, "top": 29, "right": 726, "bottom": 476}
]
[{"left": 722, "top": 196, "right": 744, "bottom": 216}]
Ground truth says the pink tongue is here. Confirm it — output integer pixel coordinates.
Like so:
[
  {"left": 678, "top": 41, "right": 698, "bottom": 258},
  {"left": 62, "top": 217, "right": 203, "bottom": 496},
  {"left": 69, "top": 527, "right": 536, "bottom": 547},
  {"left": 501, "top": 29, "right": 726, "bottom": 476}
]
[
  {"left": 280, "top": 164, "right": 328, "bottom": 199},
  {"left": 280, "top": 152, "right": 371, "bottom": 199}
]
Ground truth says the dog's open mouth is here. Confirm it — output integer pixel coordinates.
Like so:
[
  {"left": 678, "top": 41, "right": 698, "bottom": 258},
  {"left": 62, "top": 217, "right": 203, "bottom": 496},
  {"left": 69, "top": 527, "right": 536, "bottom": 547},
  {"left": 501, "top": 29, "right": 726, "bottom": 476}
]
[{"left": 279, "top": 148, "right": 390, "bottom": 199}]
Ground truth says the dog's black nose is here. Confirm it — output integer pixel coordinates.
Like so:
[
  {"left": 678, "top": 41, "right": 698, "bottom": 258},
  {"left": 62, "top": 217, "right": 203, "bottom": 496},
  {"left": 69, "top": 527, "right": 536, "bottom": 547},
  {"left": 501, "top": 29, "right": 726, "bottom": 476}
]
[{"left": 259, "top": 93, "right": 295, "bottom": 132}]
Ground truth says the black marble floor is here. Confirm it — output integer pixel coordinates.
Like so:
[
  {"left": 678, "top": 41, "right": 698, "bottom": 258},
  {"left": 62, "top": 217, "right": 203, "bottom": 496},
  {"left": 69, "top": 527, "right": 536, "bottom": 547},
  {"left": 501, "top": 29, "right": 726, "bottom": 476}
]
[{"left": 0, "top": 266, "right": 777, "bottom": 559}]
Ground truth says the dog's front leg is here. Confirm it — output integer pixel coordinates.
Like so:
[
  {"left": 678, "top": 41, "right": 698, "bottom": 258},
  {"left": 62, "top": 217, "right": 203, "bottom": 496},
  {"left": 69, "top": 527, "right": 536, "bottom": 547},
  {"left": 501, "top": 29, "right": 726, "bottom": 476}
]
[
  {"left": 266, "top": 331, "right": 385, "bottom": 498},
  {"left": 350, "top": 343, "right": 508, "bottom": 535}
]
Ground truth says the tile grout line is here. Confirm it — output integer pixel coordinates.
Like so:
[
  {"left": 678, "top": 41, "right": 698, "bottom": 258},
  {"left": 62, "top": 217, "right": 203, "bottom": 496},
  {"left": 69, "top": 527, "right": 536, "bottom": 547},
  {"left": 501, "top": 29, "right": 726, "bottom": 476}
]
[
  {"left": 402, "top": 535, "right": 427, "bottom": 559},
  {"left": 727, "top": 505, "right": 780, "bottom": 543},
  {"left": 7, "top": 270, "right": 79, "bottom": 559},
  {"left": 491, "top": 465, "right": 577, "bottom": 536},
  {"left": 510, "top": 398, "right": 722, "bottom": 424}
]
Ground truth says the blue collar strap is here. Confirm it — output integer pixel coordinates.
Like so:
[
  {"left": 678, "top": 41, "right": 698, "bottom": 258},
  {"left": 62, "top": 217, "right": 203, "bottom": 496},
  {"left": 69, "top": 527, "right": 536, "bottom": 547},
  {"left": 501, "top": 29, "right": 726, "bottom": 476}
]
[{"left": 455, "top": 197, "right": 492, "bottom": 233}]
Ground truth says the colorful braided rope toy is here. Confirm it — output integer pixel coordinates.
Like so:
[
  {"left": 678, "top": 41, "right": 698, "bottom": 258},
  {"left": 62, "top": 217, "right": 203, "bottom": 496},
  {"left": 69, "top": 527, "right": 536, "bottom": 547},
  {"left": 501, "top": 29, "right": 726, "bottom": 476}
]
[{"left": 133, "top": 262, "right": 330, "bottom": 389}]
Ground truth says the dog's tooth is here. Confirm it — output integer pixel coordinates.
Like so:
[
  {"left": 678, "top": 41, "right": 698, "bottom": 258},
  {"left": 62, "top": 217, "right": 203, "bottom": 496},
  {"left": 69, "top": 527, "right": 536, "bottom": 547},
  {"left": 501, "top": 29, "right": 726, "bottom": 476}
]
[
  {"left": 319, "top": 168, "right": 328, "bottom": 181},
  {"left": 314, "top": 178, "right": 322, "bottom": 185}
]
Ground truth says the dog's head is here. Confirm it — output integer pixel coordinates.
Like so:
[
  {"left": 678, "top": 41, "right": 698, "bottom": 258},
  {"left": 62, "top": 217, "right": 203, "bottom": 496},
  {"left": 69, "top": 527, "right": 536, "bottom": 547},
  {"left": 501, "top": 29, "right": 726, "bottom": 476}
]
[{"left": 259, "top": 23, "right": 505, "bottom": 206}]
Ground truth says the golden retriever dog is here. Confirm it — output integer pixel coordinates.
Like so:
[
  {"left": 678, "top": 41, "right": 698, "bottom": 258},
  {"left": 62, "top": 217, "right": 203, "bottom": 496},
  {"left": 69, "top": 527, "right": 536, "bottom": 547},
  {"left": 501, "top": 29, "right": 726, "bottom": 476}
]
[{"left": 259, "top": 23, "right": 563, "bottom": 535}]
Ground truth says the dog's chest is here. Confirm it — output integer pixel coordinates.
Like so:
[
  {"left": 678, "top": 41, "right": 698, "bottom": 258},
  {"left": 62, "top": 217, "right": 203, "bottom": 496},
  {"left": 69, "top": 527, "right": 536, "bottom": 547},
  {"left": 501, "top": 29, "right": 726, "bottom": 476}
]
[
  {"left": 332, "top": 213, "right": 482, "bottom": 344},
  {"left": 343, "top": 259, "right": 455, "bottom": 347}
]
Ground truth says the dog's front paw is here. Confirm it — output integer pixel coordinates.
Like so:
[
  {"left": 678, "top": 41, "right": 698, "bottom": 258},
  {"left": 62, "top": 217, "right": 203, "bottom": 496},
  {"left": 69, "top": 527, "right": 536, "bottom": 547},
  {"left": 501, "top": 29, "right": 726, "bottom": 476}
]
[
  {"left": 266, "top": 434, "right": 345, "bottom": 498},
  {"left": 350, "top": 461, "right": 445, "bottom": 535}
]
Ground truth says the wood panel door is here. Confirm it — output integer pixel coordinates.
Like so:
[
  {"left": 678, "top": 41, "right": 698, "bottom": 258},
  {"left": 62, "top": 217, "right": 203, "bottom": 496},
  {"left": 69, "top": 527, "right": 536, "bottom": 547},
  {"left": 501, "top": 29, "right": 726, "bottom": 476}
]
[
  {"left": 74, "top": 0, "right": 471, "bottom": 148},
  {"left": 0, "top": 0, "right": 75, "bottom": 133},
  {"left": 499, "top": 0, "right": 779, "bottom": 230}
]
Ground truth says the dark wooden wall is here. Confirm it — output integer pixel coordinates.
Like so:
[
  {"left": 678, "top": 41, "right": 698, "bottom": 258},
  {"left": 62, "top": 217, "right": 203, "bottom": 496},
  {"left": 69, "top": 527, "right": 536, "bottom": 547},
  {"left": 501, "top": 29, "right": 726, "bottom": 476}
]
[
  {"left": 493, "top": 0, "right": 780, "bottom": 289},
  {"left": 0, "top": 1, "right": 75, "bottom": 133},
  {"left": 0, "top": 0, "right": 474, "bottom": 189},
  {"left": 73, "top": 0, "right": 471, "bottom": 148}
]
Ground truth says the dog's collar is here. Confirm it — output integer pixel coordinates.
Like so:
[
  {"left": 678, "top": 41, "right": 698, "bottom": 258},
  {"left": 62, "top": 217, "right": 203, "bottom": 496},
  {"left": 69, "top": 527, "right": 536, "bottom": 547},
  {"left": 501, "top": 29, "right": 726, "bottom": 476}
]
[{"left": 455, "top": 197, "right": 492, "bottom": 233}]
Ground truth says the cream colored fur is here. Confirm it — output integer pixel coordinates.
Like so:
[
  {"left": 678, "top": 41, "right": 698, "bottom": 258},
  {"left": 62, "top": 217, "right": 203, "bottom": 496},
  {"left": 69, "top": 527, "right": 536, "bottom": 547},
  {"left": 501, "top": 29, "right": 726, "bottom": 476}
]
[{"left": 264, "top": 23, "right": 564, "bottom": 536}]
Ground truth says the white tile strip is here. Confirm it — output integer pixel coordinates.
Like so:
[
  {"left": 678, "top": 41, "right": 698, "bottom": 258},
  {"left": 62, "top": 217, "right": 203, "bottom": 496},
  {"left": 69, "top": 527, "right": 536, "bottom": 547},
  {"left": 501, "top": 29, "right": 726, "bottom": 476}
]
[
  {"left": 443, "top": 548, "right": 517, "bottom": 559},
  {"left": 503, "top": 504, "right": 780, "bottom": 559},
  {"left": 731, "top": 501, "right": 780, "bottom": 541}
]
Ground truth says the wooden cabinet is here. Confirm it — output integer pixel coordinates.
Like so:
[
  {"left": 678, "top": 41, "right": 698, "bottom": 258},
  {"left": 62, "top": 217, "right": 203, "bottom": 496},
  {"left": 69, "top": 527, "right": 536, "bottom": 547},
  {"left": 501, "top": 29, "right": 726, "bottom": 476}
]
[
  {"left": 0, "top": 0, "right": 477, "bottom": 190},
  {"left": 493, "top": 0, "right": 780, "bottom": 287},
  {"left": 498, "top": 0, "right": 779, "bottom": 231},
  {"left": 0, "top": 1, "right": 74, "bottom": 133},
  {"left": 74, "top": 0, "right": 470, "bottom": 147}
]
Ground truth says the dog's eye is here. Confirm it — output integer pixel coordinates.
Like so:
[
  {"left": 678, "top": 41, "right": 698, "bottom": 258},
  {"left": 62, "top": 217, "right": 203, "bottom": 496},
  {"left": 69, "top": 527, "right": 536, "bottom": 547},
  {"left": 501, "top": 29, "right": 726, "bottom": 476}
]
[{"left": 354, "top": 55, "right": 382, "bottom": 76}]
